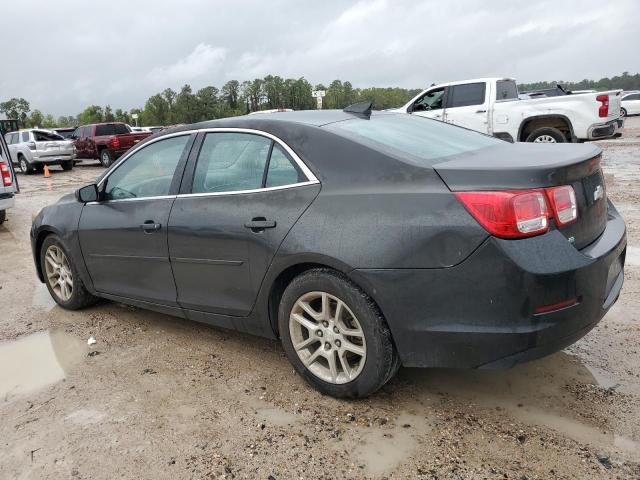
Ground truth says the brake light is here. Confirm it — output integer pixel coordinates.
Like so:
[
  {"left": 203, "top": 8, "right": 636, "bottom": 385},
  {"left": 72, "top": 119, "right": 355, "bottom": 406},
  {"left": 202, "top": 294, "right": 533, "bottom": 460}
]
[
  {"left": 110, "top": 137, "right": 121, "bottom": 150},
  {"left": 27, "top": 141, "right": 37, "bottom": 150},
  {"left": 456, "top": 185, "right": 578, "bottom": 239},
  {"left": 546, "top": 185, "right": 578, "bottom": 225},
  {"left": 0, "top": 161, "right": 12, "bottom": 187},
  {"left": 596, "top": 94, "right": 609, "bottom": 118}
]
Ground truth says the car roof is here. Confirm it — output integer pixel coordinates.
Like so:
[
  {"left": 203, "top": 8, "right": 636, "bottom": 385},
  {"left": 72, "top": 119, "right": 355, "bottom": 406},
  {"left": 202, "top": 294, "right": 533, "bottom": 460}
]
[{"left": 193, "top": 109, "right": 362, "bottom": 128}]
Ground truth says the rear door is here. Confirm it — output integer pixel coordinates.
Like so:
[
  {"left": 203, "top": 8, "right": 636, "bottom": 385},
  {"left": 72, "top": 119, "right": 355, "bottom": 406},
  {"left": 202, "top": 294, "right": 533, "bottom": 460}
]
[
  {"left": 78, "top": 133, "right": 195, "bottom": 305},
  {"left": 442, "top": 82, "right": 490, "bottom": 133},
  {"left": 168, "top": 130, "right": 320, "bottom": 316}
]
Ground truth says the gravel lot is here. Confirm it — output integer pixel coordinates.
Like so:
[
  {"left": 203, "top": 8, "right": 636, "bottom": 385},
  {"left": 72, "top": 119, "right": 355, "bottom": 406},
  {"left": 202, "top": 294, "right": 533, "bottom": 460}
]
[{"left": 1, "top": 118, "right": 639, "bottom": 479}]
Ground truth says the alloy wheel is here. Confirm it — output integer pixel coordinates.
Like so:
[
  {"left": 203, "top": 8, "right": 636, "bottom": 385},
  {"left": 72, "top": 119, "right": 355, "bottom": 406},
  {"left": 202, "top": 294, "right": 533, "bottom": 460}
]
[
  {"left": 44, "top": 245, "right": 74, "bottom": 302},
  {"left": 533, "top": 134, "right": 557, "bottom": 143},
  {"left": 289, "top": 291, "right": 366, "bottom": 384},
  {"left": 20, "top": 158, "right": 29, "bottom": 173}
]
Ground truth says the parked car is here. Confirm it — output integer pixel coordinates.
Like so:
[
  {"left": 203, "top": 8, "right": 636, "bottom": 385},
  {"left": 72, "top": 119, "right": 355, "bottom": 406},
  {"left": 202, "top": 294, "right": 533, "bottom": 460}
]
[
  {"left": 620, "top": 92, "right": 640, "bottom": 117},
  {"left": 53, "top": 127, "right": 77, "bottom": 139},
  {"left": 393, "top": 77, "right": 624, "bottom": 143},
  {"left": 70, "top": 122, "right": 152, "bottom": 167},
  {"left": 4, "top": 129, "right": 75, "bottom": 174},
  {"left": 31, "top": 109, "right": 626, "bottom": 398},
  {"left": 0, "top": 132, "right": 17, "bottom": 224}
]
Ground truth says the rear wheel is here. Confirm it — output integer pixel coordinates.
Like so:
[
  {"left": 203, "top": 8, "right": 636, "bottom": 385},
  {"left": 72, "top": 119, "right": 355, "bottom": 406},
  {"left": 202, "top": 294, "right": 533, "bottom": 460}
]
[
  {"left": 0, "top": 210, "right": 5, "bottom": 224},
  {"left": 99, "top": 149, "right": 114, "bottom": 167},
  {"left": 278, "top": 268, "right": 399, "bottom": 398},
  {"left": 621, "top": 107, "right": 627, "bottom": 117},
  {"left": 60, "top": 160, "right": 73, "bottom": 171},
  {"left": 18, "top": 155, "right": 33, "bottom": 174},
  {"left": 526, "top": 127, "right": 566, "bottom": 143},
  {"left": 41, "top": 235, "right": 98, "bottom": 310}
]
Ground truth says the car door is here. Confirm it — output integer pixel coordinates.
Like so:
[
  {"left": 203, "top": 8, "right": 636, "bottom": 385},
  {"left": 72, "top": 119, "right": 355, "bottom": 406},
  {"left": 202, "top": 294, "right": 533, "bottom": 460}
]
[
  {"left": 441, "top": 82, "right": 490, "bottom": 134},
  {"left": 408, "top": 87, "right": 446, "bottom": 121},
  {"left": 78, "top": 133, "right": 195, "bottom": 305},
  {"left": 625, "top": 93, "right": 640, "bottom": 114},
  {"left": 5, "top": 133, "right": 18, "bottom": 165},
  {"left": 168, "top": 130, "right": 320, "bottom": 317}
]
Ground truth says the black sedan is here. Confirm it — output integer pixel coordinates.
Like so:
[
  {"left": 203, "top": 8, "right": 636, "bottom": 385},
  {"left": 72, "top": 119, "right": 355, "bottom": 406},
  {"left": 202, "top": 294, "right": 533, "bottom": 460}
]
[{"left": 31, "top": 107, "right": 626, "bottom": 398}]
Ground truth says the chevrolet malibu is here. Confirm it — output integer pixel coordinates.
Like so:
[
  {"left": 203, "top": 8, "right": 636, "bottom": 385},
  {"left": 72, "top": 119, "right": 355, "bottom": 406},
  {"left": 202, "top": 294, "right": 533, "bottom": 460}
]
[{"left": 31, "top": 106, "right": 626, "bottom": 398}]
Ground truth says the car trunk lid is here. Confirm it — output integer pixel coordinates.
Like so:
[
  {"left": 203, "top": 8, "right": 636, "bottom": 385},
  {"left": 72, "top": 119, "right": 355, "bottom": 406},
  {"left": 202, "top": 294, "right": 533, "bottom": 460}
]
[{"left": 434, "top": 143, "right": 607, "bottom": 249}]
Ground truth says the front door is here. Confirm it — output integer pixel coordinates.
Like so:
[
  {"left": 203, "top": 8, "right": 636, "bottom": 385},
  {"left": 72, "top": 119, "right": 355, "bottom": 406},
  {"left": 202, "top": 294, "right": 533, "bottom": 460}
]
[
  {"left": 78, "top": 134, "right": 193, "bottom": 305},
  {"left": 442, "top": 82, "right": 490, "bottom": 134},
  {"left": 168, "top": 131, "right": 320, "bottom": 316}
]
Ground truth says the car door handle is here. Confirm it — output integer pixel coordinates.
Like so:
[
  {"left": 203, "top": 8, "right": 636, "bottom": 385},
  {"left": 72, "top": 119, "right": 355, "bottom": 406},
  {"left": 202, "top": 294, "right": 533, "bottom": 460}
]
[
  {"left": 244, "top": 217, "right": 276, "bottom": 232},
  {"left": 140, "top": 221, "right": 161, "bottom": 233},
  {"left": 476, "top": 109, "right": 487, "bottom": 113}
]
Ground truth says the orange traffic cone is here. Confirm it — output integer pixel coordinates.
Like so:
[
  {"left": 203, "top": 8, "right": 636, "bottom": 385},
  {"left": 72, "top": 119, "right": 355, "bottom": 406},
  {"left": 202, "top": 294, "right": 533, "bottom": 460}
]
[{"left": 43, "top": 165, "right": 51, "bottom": 178}]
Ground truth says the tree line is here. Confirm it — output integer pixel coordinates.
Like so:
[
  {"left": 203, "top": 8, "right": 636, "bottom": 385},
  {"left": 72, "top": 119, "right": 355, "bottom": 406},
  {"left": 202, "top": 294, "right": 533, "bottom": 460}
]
[{"left": 2, "top": 72, "right": 639, "bottom": 129}]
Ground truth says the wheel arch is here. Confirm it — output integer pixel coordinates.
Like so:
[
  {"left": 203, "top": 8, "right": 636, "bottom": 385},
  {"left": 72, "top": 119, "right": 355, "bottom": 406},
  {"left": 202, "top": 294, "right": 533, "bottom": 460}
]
[
  {"left": 34, "top": 227, "right": 60, "bottom": 282},
  {"left": 518, "top": 114, "right": 576, "bottom": 142}
]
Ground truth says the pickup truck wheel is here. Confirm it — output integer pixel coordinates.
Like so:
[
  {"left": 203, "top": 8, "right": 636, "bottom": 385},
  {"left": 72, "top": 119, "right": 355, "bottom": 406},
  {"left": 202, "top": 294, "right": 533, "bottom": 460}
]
[
  {"left": 526, "top": 127, "right": 566, "bottom": 143},
  {"left": 18, "top": 156, "right": 34, "bottom": 174},
  {"left": 61, "top": 160, "right": 73, "bottom": 171},
  {"left": 0, "top": 210, "right": 5, "bottom": 224},
  {"left": 99, "top": 149, "right": 114, "bottom": 167},
  {"left": 620, "top": 108, "right": 627, "bottom": 117}
]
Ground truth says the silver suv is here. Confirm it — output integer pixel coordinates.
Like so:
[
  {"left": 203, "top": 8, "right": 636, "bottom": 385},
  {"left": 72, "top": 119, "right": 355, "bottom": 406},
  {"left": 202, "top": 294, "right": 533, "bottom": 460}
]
[{"left": 4, "top": 129, "right": 76, "bottom": 174}]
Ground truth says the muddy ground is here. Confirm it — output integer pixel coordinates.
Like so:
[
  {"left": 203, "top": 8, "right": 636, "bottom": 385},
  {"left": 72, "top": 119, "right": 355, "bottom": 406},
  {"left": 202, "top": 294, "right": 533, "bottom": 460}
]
[{"left": 1, "top": 118, "right": 639, "bottom": 480}]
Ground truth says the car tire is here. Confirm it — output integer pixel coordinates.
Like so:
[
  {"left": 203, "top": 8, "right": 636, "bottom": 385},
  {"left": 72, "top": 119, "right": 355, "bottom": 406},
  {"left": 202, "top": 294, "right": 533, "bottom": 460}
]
[
  {"left": 18, "top": 155, "right": 33, "bottom": 174},
  {"left": 278, "top": 268, "right": 399, "bottom": 398},
  {"left": 620, "top": 108, "right": 627, "bottom": 117},
  {"left": 99, "top": 149, "right": 114, "bottom": 167},
  {"left": 525, "top": 127, "right": 567, "bottom": 143},
  {"left": 0, "top": 210, "right": 5, "bottom": 224},
  {"left": 40, "top": 235, "right": 98, "bottom": 310},
  {"left": 61, "top": 160, "right": 73, "bottom": 171}
]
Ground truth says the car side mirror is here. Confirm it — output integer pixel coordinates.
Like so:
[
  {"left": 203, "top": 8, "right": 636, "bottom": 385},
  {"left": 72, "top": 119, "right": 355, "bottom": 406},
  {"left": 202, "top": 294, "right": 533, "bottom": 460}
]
[
  {"left": 76, "top": 184, "right": 99, "bottom": 203},
  {"left": 407, "top": 103, "right": 414, "bottom": 113}
]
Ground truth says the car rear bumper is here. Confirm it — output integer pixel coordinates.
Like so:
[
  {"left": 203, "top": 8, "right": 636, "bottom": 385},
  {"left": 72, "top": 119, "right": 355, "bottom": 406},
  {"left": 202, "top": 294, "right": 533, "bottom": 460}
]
[
  {"left": 587, "top": 118, "right": 624, "bottom": 140},
  {"left": 32, "top": 153, "right": 76, "bottom": 164},
  {"left": 353, "top": 201, "right": 626, "bottom": 368},
  {"left": 0, "top": 193, "right": 15, "bottom": 211}
]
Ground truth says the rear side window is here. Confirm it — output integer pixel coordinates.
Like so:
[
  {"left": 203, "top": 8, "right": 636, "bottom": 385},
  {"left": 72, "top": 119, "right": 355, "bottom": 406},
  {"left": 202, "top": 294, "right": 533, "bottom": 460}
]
[
  {"left": 447, "top": 83, "right": 486, "bottom": 108},
  {"left": 327, "top": 114, "right": 501, "bottom": 163},
  {"left": 95, "top": 124, "right": 130, "bottom": 136},
  {"left": 496, "top": 80, "right": 519, "bottom": 101},
  {"left": 21, "top": 131, "right": 30, "bottom": 142},
  {"left": 265, "top": 144, "right": 305, "bottom": 188},
  {"left": 192, "top": 133, "right": 272, "bottom": 193},
  {"left": 624, "top": 94, "right": 640, "bottom": 101}
]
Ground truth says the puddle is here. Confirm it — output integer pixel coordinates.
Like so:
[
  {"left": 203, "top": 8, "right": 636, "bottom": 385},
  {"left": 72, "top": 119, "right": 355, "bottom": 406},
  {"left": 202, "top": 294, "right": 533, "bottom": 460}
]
[
  {"left": 401, "top": 353, "right": 640, "bottom": 460},
  {"left": 350, "top": 413, "right": 431, "bottom": 476},
  {"left": 0, "top": 330, "right": 86, "bottom": 402}
]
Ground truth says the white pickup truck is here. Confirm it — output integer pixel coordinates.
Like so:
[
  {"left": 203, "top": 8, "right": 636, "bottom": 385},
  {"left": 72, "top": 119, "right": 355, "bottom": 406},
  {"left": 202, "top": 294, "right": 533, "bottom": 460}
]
[
  {"left": 0, "top": 131, "right": 17, "bottom": 224},
  {"left": 393, "top": 78, "right": 624, "bottom": 143}
]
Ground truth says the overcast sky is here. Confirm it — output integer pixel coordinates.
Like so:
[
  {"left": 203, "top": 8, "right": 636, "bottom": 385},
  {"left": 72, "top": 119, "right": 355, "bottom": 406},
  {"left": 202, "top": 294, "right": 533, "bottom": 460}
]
[{"left": 1, "top": 0, "right": 638, "bottom": 116}]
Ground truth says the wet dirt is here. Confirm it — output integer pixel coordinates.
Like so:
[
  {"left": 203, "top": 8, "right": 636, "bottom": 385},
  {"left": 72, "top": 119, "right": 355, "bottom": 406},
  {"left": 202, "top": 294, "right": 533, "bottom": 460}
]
[{"left": 1, "top": 119, "right": 640, "bottom": 479}]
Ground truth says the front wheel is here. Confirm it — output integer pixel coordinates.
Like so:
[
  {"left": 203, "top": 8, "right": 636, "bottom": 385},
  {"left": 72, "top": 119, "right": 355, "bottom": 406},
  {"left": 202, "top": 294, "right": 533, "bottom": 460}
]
[
  {"left": 41, "top": 235, "right": 98, "bottom": 310},
  {"left": 278, "top": 268, "right": 399, "bottom": 398},
  {"left": 526, "top": 127, "right": 567, "bottom": 143},
  {"left": 99, "top": 149, "right": 114, "bottom": 167},
  {"left": 19, "top": 156, "right": 33, "bottom": 174}
]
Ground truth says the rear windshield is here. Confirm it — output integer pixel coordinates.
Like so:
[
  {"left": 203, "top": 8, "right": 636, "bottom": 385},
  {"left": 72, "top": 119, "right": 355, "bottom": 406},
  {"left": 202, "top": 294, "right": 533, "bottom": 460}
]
[
  {"left": 326, "top": 114, "right": 501, "bottom": 163},
  {"left": 95, "top": 124, "right": 130, "bottom": 136},
  {"left": 33, "top": 130, "right": 64, "bottom": 141}
]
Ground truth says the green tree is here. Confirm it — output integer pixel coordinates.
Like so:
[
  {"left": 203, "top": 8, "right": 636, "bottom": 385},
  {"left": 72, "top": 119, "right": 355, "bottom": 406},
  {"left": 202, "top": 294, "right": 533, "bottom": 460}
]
[
  {"left": 79, "top": 105, "right": 104, "bottom": 124},
  {"left": 43, "top": 114, "right": 57, "bottom": 128},
  {"left": 114, "top": 109, "right": 130, "bottom": 124},
  {"left": 104, "top": 105, "right": 115, "bottom": 122},
  {"left": 0, "top": 97, "right": 30, "bottom": 125},
  {"left": 173, "top": 85, "right": 198, "bottom": 123},
  {"left": 143, "top": 94, "right": 170, "bottom": 125},
  {"left": 28, "top": 110, "right": 44, "bottom": 128},
  {"left": 196, "top": 86, "right": 219, "bottom": 121},
  {"left": 222, "top": 80, "right": 240, "bottom": 109}
]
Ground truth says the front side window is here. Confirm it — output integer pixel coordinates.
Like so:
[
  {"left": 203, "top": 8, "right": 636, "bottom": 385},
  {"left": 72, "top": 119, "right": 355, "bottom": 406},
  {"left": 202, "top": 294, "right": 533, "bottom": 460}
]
[
  {"left": 82, "top": 126, "right": 92, "bottom": 137},
  {"left": 192, "top": 133, "right": 272, "bottom": 193},
  {"left": 447, "top": 83, "right": 486, "bottom": 108},
  {"left": 411, "top": 88, "right": 445, "bottom": 112},
  {"left": 104, "top": 135, "right": 189, "bottom": 200}
]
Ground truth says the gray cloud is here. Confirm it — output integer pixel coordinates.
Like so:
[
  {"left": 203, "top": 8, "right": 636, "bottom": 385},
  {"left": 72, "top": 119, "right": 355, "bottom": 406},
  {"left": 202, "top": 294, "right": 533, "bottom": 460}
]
[{"left": 1, "top": 0, "right": 638, "bottom": 116}]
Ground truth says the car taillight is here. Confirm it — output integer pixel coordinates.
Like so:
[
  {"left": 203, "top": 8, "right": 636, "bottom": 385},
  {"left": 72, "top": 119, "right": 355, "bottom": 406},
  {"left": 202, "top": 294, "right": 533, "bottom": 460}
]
[
  {"left": 0, "top": 161, "right": 12, "bottom": 187},
  {"left": 110, "top": 137, "right": 121, "bottom": 149},
  {"left": 596, "top": 94, "right": 609, "bottom": 118},
  {"left": 546, "top": 185, "right": 578, "bottom": 226},
  {"left": 27, "top": 141, "right": 37, "bottom": 150},
  {"left": 456, "top": 185, "right": 578, "bottom": 239}
]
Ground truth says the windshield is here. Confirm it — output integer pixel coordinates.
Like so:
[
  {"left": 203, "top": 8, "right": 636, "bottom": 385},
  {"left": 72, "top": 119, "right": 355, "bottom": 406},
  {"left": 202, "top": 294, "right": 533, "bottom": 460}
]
[{"left": 326, "top": 113, "right": 502, "bottom": 163}]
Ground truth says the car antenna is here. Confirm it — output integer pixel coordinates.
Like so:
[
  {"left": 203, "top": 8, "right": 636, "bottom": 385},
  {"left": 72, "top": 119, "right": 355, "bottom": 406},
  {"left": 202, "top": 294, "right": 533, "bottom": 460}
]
[{"left": 343, "top": 101, "right": 373, "bottom": 118}]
